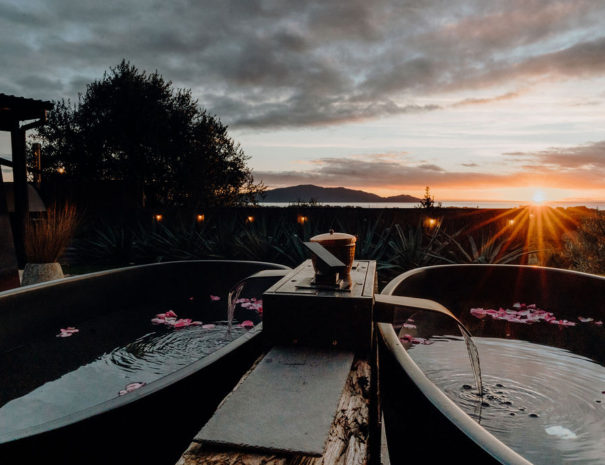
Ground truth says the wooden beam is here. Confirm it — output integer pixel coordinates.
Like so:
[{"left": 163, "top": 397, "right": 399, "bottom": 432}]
[
  {"left": 177, "top": 359, "right": 372, "bottom": 465},
  {"left": 0, "top": 157, "right": 14, "bottom": 167},
  {"left": 10, "top": 126, "right": 28, "bottom": 267}
]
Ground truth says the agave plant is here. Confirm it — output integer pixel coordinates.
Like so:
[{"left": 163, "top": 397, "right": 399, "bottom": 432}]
[
  {"left": 384, "top": 222, "right": 447, "bottom": 272},
  {"left": 74, "top": 221, "right": 139, "bottom": 266},
  {"left": 231, "top": 215, "right": 296, "bottom": 264},
  {"left": 441, "top": 232, "right": 534, "bottom": 264},
  {"left": 347, "top": 215, "right": 392, "bottom": 266}
]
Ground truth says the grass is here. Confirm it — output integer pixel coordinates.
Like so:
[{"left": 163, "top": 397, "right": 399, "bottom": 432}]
[{"left": 25, "top": 203, "right": 79, "bottom": 263}]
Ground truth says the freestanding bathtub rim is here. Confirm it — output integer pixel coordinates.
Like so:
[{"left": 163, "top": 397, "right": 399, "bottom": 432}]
[
  {"left": 0, "top": 260, "right": 289, "bottom": 445},
  {"left": 1, "top": 259, "right": 290, "bottom": 297},
  {"left": 377, "top": 321, "right": 533, "bottom": 465},
  {"left": 376, "top": 263, "right": 605, "bottom": 465},
  {"left": 381, "top": 263, "right": 605, "bottom": 297}
]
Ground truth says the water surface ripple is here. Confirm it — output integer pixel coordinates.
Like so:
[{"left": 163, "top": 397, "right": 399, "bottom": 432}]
[{"left": 409, "top": 336, "right": 605, "bottom": 465}]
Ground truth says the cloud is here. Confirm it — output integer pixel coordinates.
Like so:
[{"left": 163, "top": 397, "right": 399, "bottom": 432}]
[
  {"left": 255, "top": 140, "right": 605, "bottom": 191},
  {"left": 451, "top": 91, "right": 523, "bottom": 107},
  {"left": 506, "top": 140, "right": 605, "bottom": 171},
  {"left": 1, "top": 0, "right": 605, "bottom": 128}
]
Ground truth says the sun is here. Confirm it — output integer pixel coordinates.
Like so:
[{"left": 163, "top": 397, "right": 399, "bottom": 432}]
[{"left": 531, "top": 189, "right": 546, "bottom": 204}]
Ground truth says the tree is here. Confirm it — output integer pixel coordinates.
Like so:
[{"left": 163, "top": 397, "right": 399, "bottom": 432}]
[
  {"left": 419, "top": 186, "right": 435, "bottom": 209},
  {"left": 33, "top": 60, "right": 264, "bottom": 209}
]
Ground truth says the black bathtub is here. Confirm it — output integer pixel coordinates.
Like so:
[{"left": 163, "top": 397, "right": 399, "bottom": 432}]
[
  {"left": 377, "top": 264, "right": 605, "bottom": 465},
  {"left": 0, "top": 260, "right": 289, "bottom": 465}
]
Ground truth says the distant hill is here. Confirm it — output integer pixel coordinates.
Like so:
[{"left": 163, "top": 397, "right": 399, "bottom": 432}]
[{"left": 261, "top": 184, "right": 420, "bottom": 203}]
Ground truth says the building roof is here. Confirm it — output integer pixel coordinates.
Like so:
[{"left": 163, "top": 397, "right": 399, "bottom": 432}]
[{"left": 0, "top": 93, "right": 54, "bottom": 131}]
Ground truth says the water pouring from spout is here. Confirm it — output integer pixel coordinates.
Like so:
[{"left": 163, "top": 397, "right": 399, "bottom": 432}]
[
  {"left": 374, "top": 294, "right": 483, "bottom": 396},
  {"left": 227, "top": 282, "right": 244, "bottom": 333}
]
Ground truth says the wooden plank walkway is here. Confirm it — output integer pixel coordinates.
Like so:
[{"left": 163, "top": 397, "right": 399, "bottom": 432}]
[{"left": 176, "top": 358, "right": 371, "bottom": 465}]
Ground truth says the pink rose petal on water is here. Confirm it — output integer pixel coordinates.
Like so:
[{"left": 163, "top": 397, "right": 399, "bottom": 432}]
[
  {"left": 165, "top": 310, "right": 177, "bottom": 318},
  {"left": 578, "top": 316, "right": 594, "bottom": 323},
  {"left": 191, "top": 321, "right": 202, "bottom": 326},
  {"left": 403, "top": 323, "right": 417, "bottom": 329},
  {"left": 174, "top": 318, "right": 193, "bottom": 328},
  {"left": 399, "top": 334, "right": 432, "bottom": 344},
  {"left": 202, "top": 324, "right": 215, "bottom": 329},
  {"left": 239, "top": 320, "right": 254, "bottom": 328},
  {"left": 126, "top": 382, "right": 145, "bottom": 392},
  {"left": 470, "top": 308, "right": 487, "bottom": 319},
  {"left": 209, "top": 295, "right": 221, "bottom": 301},
  {"left": 151, "top": 317, "right": 165, "bottom": 325},
  {"left": 595, "top": 321, "right": 603, "bottom": 326},
  {"left": 119, "top": 382, "right": 146, "bottom": 396},
  {"left": 56, "top": 327, "right": 79, "bottom": 337},
  {"left": 411, "top": 337, "right": 433, "bottom": 345}
]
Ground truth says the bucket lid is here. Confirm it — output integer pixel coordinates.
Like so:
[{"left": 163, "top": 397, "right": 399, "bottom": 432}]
[{"left": 310, "top": 229, "right": 356, "bottom": 246}]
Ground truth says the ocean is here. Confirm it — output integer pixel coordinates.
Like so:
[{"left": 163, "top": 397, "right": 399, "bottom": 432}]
[{"left": 260, "top": 201, "right": 604, "bottom": 209}]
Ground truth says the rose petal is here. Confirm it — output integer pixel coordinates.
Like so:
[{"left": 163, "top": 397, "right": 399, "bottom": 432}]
[
  {"left": 126, "top": 382, "right": 145, "bottom": 392},
  {"left": 209, "top": 295, "right": 221, "bottom": 301},
  {"left": 174, "top": 318, "right": 193, "bottom": 328},
  {"left": 470, "top": 308, "right": 487, "bottom": 319}
]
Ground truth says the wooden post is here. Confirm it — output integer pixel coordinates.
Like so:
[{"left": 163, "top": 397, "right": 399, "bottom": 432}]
[
  {"left": 10, "top": 125, "right": 28, "bottom": 268},
  {"left": 0, "top": 160, "right": 20, "bottom": 290}
]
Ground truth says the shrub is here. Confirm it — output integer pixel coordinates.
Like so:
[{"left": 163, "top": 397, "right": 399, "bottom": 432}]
[{"left": 562, "top": 212, "right": 605, "bottom": 274}]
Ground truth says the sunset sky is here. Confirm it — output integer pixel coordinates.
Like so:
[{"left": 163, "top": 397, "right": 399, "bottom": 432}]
[{"left": 1, "top": 0, "right": 605, "bottom": 202}]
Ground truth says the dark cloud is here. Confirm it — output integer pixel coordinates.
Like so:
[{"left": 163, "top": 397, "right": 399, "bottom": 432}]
[
  {"left": 508, "top": 140, "right": 605, "bottom": 171},
  {"left": 1, "top": 0, "right": 605, "bottom": 127},
  {"left": 255, "top": 140, "right": 605, "bottom": 191},
  {"left": 254, "top": 157, "right": 502, "bottom": 190}
]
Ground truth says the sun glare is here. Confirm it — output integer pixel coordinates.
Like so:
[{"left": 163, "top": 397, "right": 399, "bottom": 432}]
[{"left": 531, "top": 189, "right": 546, "bottom": 204}]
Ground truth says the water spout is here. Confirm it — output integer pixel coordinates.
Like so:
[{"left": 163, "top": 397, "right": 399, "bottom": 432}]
[
  {"left": 227, "top": 282, "right": 244, "bottom": 333},
  {"left": 374, "top": 294, "right": 483, "bottom": 396}
]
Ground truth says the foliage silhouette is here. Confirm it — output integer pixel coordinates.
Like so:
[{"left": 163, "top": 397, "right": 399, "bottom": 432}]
[{"left": 34, "top": 60, "right": 263, "bottom": 209}]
